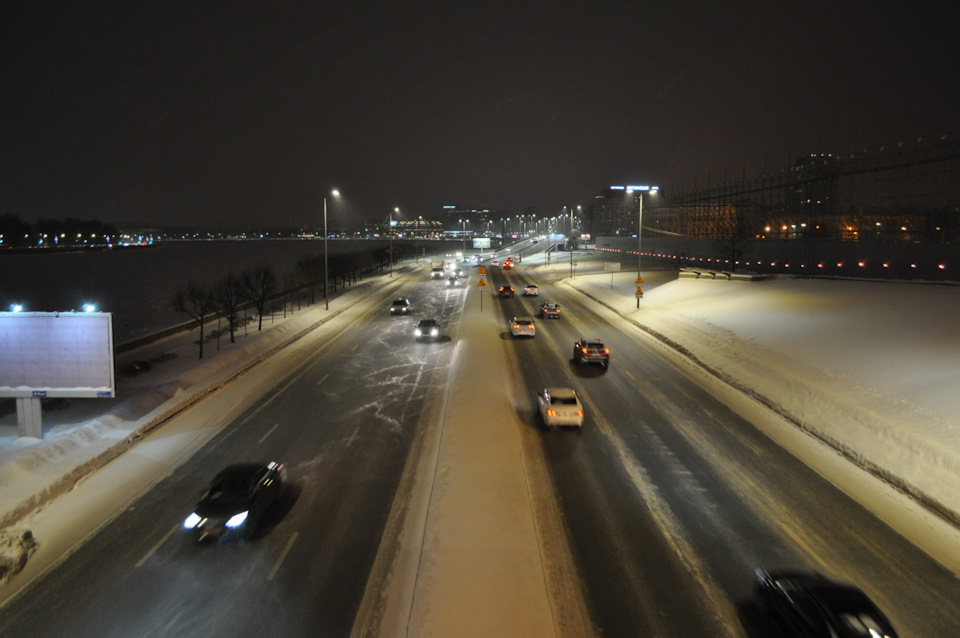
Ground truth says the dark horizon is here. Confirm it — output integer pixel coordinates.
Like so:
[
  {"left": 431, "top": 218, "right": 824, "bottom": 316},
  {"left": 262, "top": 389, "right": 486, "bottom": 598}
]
[{"left": 3, "top": 2, "right": 958, "bottom": 229}]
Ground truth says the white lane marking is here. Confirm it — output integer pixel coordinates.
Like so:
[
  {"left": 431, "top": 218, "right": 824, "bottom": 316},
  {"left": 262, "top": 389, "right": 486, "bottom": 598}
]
[
  {"left": 136, "top": 524, "right": 180, "bottom": 567},
  {"left": 623, "top": 369, "right": 636, "bottom": 382},
  {"left": 317, "top": 373, "right": 329, "bottom": 386},
  {"left": 268, "top": 532, "right": 299, "bottom": 581},
  {"left": 258, "top": 423, "right": 280, "bottom": 444},
  {"left": 346, "top": 425, "right": 361, "bottom": 448}
]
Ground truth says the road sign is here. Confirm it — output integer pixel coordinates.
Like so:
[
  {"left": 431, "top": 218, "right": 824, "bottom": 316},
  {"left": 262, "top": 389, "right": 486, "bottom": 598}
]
[
  {"left": 477, "top": 265, "right": 487, "bottom": 275},
  {"left": 635, "top": 287, "right": 644, "bottom": 297},
  {"left": 635, "top": 276, "right": 644, "bottom": 285},
  {"left": 477, "top": 278, "right": 486, "bottom": 287}
]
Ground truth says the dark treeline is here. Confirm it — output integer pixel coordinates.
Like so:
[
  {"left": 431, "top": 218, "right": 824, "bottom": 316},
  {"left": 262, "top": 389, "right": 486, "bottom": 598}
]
[
  {"left": 171, "top": 243, "right": 420, "bottom": 359},
  {"left": 0, "top": 213, "right": 119, "bottom": 248}
]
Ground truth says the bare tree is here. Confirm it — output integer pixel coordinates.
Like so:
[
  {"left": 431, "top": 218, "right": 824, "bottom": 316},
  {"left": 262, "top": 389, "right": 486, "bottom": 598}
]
[
  {"left": 213, "top": 272, "right": 245, "bottom": 344},
  {"left": 172, "top": 281, "right": 215, "bottom": 359},
  {"left": 242, "top": 264, "right": 277, "bottom": 331},
  {"left": 295, "top": 255, "right": 324, "bottom": 305}
]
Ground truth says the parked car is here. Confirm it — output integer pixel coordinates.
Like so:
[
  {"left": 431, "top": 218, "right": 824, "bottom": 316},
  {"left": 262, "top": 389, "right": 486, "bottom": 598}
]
[
  {"left": 536, "top": 387, "right": 584, "bottom": 428},
  {"left": 574, "top": 338, "right": 609, "bottom": 366},
  {"left": 539, "top": 302, "right": 561, "bottom": 318},
  {"left": 498, "top": 285, "right": 515, "bottom": 298},
  {"left": 523, "top": 284, "right": 540, "bottom": 296},
  {"left": 754, "top": 569, "right": 900, "bottom": 638},
  {"left": 183, "top": 461, "right": 284, "bottom": 541},
  {"left": 414, "top": 318, "right": 441, "bottom": 341},
  {"left": 510, "top": 316, "right": 536, "bottom": 338},
  {"left": 389, "top": 298, "right": 411, "bottom": 314}
]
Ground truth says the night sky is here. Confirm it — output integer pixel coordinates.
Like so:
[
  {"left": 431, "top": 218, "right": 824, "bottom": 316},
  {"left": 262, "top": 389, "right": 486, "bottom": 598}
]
[{"left": 3, "top": 1, "right": 958, "bottom": 230}]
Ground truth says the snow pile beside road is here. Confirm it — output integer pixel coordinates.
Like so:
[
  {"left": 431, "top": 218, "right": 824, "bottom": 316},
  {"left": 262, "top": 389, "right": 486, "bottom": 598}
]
[{"left": 0, "top": 529, "right": 36, "bottom": 585}]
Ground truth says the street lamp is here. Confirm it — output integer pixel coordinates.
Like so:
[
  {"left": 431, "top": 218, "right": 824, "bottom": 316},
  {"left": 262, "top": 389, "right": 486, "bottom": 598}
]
[
  {"left": 390, "top": 207, "right": 399, "bottom": 277},
  {"left": 631, "top": 186, "right": 658, "bottom": 306},
  {"left": 324, "top": 189, "right": 340, "bottom": 310}
]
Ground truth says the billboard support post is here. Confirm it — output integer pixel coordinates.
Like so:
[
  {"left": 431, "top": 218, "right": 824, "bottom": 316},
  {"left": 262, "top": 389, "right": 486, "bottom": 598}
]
[{"left": 17, "top": 397, "right": 42, "bottom": 438}]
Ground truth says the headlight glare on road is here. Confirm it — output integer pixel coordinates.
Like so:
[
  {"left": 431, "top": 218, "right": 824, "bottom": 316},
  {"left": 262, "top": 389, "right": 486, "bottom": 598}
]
[
  {"left": 183, "top": 512, "right": 202, "bottom": 529},
  {"left": 226, "top": 511, "right": 249, "bottom": 528}
]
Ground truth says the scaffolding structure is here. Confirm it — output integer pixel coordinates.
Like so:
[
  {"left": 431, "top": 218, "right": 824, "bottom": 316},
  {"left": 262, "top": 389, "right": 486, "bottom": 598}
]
[{"left": 587, "top": 135, "right": 960, "bottom": 244}]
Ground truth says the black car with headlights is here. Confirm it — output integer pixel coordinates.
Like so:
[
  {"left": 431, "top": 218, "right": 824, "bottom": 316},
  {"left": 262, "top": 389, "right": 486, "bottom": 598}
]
[
  {"left": 414, "top": 318, "right": 441, "bottom": 341},
  {"left": 183, "top": 461, "right": 283, "bottom": 541},
  {"left": 755, "top": 569, "right": 899, "bottom": 638}
]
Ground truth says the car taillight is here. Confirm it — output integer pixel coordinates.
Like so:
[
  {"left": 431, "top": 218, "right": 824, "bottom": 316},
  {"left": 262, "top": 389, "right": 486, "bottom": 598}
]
[
  {"left": 546, "top": 409, "right": 557, "bottom": 417},
  {"left": 576, "top": 410, "right": 583, "bottom": 417},
  {"left": 581, "top": 347, "right": 588, "bottom": 354},
  {"left": 604, "top": 349, "right": 609, "bottom": 355}
]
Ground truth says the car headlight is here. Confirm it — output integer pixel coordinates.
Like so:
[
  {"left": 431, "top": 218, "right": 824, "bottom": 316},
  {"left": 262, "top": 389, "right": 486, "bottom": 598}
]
[
  {"left": 415, "top": 329, "right": 422, "bottom": 336},
  {"left": 226, "top": 511, "right": 249, "bottom": 528},
  {"left": 183, "top": 512, "right": 202, "bottom": 529},
  {"left": 431, "top": 328, "right": 438, "bottom": 336}
]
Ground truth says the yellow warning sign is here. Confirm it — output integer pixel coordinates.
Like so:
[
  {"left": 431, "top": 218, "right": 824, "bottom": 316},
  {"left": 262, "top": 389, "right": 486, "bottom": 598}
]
[
  {"left": 635, "top": 287, "right": 644, "bottom": 297},
  {"left": 635, "top": 276, "right": 644, "bottom": 285},
  {"left": 477, "top": 278, "right": 487, "bottom": 287},
  {"left": 477, "top": 266, "right": 487, "bottom": 275}
]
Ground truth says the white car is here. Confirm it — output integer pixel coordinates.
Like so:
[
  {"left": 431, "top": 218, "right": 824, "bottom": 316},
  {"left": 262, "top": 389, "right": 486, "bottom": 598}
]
[
  {"left": 523, "top": 284, "right": 539, "bottom": 296},
  {"left": 536, "top": 387, "right": 584, "bottom": 428},
  {"left": 510, "top": 316, "right": 536, "bottom": 338}
]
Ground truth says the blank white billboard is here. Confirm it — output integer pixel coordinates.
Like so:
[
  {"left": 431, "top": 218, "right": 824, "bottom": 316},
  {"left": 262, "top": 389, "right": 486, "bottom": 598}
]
[{"left": 0, "top": 312, "right": 116, "bottom": 398}]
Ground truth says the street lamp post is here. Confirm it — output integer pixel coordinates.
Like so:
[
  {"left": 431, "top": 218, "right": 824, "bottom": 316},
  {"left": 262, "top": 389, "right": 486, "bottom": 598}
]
[
  {"left": 390, "top": 207, "right": 398, "bottom": 277},
  {"left": 324, "top": 189, "right": 340, "bottom": 310},
  {"left": 569, "top": 206, "right": 574, "bottom": 278},
  {"left": 635, "top": 186, "right": 658, "bottom": 307}
]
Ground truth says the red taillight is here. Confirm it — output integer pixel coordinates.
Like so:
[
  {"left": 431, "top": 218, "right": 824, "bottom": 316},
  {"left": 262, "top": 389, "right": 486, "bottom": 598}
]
[
  {"left": 581, "top": 348, "right": 588, "bottom": 354},
  {"left": 604, "top": 349, "right": 609, "bottom": 355},
  {"left": 576, "top": 411, "right": 583, "bottom": 417},
  {"left": 546, "top": 409, "right": 557, "bottom": 417}
]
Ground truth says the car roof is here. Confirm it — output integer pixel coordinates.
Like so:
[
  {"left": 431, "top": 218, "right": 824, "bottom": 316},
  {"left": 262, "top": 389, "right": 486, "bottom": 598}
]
[
  {"left": 512, "top": 316, "right": 534, "bottom": 322},
  {"left": 579, "top": 338, "right": 604, "bottom": 344},
  {"left": 544, "top": 387, "right": 578, "bottom": 398},
  {"left": 417, "top": 318, "right": 438, "bottom": 324}
]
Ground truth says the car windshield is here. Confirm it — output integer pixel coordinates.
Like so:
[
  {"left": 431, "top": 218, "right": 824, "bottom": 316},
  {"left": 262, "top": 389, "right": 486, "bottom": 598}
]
[
  {"left": 551, "top": 396, "right": 579, "bottom": 405},
  {"left": 419, "top": 320, "right": 437, "bottom": 327}
]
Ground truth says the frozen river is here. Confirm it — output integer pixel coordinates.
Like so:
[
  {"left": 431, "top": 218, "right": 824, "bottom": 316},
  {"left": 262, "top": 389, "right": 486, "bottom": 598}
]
[{"left": 0, "top": 239, "right": 400, "bottom": 343}]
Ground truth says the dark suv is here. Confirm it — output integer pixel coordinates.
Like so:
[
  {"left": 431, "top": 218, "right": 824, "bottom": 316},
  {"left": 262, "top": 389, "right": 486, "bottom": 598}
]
[
  {"left": 574, "top": 338, "right": 609, "bottom": 367},
  {"left": 498, "top": 286, "right": 515, "bottom": 298}
]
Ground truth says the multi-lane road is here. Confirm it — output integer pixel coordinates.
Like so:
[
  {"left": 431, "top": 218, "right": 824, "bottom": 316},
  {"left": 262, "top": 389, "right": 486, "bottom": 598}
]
[{"left": 1, "top": 253, "right": 957, "bottom": 637}]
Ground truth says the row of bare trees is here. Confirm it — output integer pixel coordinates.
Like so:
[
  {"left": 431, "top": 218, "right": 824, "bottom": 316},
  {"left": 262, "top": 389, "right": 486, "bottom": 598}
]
[
  {"left": 172, "top": 244, "right": 420, "bottom": 359},
  {"left": 172, "top": 266, "right": 277, "bottom": 359}
]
